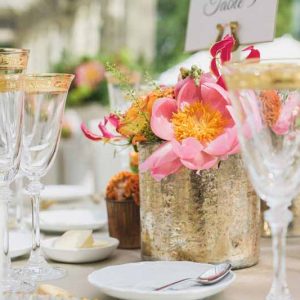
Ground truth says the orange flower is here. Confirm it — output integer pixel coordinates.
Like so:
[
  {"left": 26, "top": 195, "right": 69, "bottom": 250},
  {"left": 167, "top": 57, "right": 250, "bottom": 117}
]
[
  {"left": 145, "top": 87, "right": 174, "bottom": 115},
  {"left": 118, "top": 98, "right": 148, "bottom": 137},
  {"left": 106, "top": 171, "right": 139, "bottom": 205},
  {"left": 118, "top": 87, "right": 175, "bottom": 140},
  {"left": 260, "top": 90, "right": 281, "bottom": 126}
]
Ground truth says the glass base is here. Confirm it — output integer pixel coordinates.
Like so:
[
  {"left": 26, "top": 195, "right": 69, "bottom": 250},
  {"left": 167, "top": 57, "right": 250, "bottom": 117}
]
[
  {"left": 18, "top": 265, "right": 66, "bottom": 282},
  {"left": 16, "top": 248, "right": 67, "bottom": 281},
  {"left": 0, "top": 277, "right": 35, "bottom": 293}
]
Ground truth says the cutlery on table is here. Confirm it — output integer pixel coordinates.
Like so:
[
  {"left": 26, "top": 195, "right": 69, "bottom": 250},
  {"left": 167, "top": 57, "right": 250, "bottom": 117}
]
[{"left": 154, "top": 263, "right": 232, "bottom": 291}]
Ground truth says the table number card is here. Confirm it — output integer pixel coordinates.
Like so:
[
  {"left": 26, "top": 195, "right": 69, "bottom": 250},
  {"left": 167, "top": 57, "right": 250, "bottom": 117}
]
[{"left": 185, "top": 0, "right": 279, "bottom": 51}]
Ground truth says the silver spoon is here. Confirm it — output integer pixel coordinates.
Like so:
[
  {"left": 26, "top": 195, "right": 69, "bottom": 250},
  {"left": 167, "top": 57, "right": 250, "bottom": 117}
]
[{"left": 154, "top": 263, "right": 232, "bottom": 291}]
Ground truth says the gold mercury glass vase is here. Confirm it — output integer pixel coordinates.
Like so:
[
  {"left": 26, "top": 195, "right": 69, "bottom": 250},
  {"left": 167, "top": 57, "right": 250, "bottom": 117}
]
[{"left": 139, "top": 142, "right": 260, "bottom": 269}]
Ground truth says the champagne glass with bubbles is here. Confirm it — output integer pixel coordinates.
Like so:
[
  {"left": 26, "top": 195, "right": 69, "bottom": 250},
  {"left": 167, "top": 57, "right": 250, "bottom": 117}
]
[
  {"left": 0, "top": 48, "right": 34, "bottom": 293},
  {"left": 19, "top": 73, "right": 74, "bottom": 281},
  {"left": 223, "top": 59, "right": 300, "bottom": 300}
]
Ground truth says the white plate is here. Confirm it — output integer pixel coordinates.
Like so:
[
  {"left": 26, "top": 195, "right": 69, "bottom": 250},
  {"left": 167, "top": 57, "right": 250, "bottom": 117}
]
[
  {"left": 88, "top": 261, "right": 235, "bottom": 300},
  {"left": 42, "top": 237, "right": 119, "bottom": 263},
  {"left": 27, "top": 209, "right": 107, "bottom": 233},
  {"left": 41, "top": 185, "right": 91, "bottom": 202},
  {"left": 10, "top": 230, "right": 31, "bottom": 259}
]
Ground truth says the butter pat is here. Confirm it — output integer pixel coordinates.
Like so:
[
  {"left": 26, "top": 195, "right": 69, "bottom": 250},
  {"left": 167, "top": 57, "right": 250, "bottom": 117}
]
[{"left": 54, "top": 230, "right": 94, "bottom": 249}]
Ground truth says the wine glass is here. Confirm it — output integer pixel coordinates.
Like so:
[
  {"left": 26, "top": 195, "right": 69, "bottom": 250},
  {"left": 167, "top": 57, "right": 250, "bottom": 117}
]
[
  {"left": 0, "top": 48, "right": 34, "bottom": 293},
  {"left": 19, "top": 73, "right": 74, "bottom": 281},
  {"left": 223, "top": 59, "right": 300, "bottom": 300}
]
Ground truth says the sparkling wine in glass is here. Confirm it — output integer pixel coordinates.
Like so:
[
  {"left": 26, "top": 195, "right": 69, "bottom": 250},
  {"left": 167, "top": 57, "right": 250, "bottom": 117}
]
[
  {"left": 223, "top": 59, "right": 300, "bottom": 300},
  {"left": 0, "top": 48, "right": 34, "bottom": 293},
  {"left": 20, "top": 73, "right": 74, "bottom": 281}
]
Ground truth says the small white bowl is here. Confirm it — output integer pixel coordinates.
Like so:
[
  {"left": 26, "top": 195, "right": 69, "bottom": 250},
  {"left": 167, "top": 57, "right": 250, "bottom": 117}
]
[{"left": 42, "top": 237, "right": 119, "bottom": 264}]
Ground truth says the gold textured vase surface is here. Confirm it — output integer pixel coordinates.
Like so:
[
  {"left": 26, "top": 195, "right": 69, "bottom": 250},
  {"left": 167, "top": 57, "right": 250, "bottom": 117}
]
[{"left": 139, "top": 142, "right": 260, "bottom": 269}]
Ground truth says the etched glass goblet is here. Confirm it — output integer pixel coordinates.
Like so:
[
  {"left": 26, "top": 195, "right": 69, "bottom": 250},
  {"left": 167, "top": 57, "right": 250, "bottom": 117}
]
[
  {"left": 19, "top": 74, "right": 74, "bottom": 281},
  {"left": 223, "top": 59, "right": 300, "bottom": 300},
  {"left": 0, "top": 48, "right": 34, "bottom": 293}
]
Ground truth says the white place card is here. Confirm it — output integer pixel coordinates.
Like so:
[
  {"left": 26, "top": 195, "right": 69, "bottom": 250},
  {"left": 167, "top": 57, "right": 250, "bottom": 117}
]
[{"left": 185, "top": 0, "right": 279, "bottom": 51}]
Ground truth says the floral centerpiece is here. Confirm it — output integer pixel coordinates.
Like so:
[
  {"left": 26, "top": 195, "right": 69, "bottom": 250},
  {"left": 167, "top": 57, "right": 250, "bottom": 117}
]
[
  {"left": 82, "top": 35, "right": 259, "bottom": 177},
  {"left": 82, "top": 36, "right": 261, "bottom": 268}
]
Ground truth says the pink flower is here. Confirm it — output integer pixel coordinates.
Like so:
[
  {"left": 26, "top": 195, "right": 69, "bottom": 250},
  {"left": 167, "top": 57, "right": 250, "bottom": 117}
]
[
  {"left": 272, "top": 93, "right": 300, "bottom": 135},
  {"left": 210, "top": 35, "right": 235, "bottom": 89},
  {"left": 226, "top": 89, "right": 300, "bottom": 140},
  {"left": 171, "top": 138, "right": 218, "bottom": 170},
  {"left": 81, "top": 114, "right": 122, "bottom": 141},
  {"left": 140, "top": 74, "right": 240, "bottom": 181},
  {"left": 210, "top": 35, "right": 260, "bottom": 90},
  {"left": 75, "top": 61, "right": 105, "bottom": 88},
  {"left": 139, "top": 142, "right": 182, "bottom": 181},
  {"left": 243, "top": 46, "right": 261, "bottom": 60}
]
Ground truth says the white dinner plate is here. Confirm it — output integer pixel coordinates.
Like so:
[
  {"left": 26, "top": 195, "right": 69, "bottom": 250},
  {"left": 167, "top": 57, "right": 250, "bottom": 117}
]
[
  {"left": 26, "top": 209, "right": 107, "bottom": 233},
  {"left": 42, "top": 237, "right": 119, "bottom": 263},
  {"left": 41, "top": 185, "right": 91, "bottom": 202},
  {"left": 88, "top": 261, "right": 235, "bottom": 300},
  {"left": 10, "top": 230, "right": 31, "bottom": 259}
]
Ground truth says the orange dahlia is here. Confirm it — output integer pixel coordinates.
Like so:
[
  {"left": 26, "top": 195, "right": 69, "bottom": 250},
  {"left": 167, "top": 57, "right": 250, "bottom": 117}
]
[{"left": 106, "top": 171, "right": 140, "bottom": 205}]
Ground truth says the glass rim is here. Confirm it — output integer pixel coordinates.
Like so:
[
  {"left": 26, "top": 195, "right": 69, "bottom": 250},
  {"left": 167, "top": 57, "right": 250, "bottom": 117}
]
[
  {"left": 24, "top": 73, "right": 74, "bottom": 93},
  {"left": 222, "top": 58, "right": 300, "bottom": 89},
  {"left": 24, "top": 73, "right": 74, "bottom": 79},
  {"left": 0, "top": 48, "right": 30, "bottom": 54}
]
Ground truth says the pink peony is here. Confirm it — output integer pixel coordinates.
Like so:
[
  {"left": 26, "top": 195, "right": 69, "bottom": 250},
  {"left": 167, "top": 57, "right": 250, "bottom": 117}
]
[{"left": 140, "top": 74, "right": 240, "bottom": 181}]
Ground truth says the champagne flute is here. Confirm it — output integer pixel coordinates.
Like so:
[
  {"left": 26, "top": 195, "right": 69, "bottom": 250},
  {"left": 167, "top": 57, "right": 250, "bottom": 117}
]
[
  {"left": 19, "top": 74, "right": 74, "bottom": 281},
  {"left": 223, "top": 59, "right": 300, "bottom": 300},
  {"left": 0, "top": 48, "right": 34, "bottom": 292}
]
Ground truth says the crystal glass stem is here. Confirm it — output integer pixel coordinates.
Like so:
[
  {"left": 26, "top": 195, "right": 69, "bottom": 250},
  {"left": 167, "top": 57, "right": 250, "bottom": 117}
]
[
  {"left": 1, "top": 186, "right": 11, "bottom": 281},
  {"left": 31, "top": 191, "right": 41, "bottom": 257},
  {"left": 23, "top": 179, "right": 65, "bottom": 281},
  {"left": 15, "top": 177, "right": 24, "bottom": 228},
  {"left": 27, "top": 180, "right": 44, "bottom": 266},
  {"left": 265, "top": 205, "right": 293, "bottom": 300},
  {"left": 0, "top": 186, "right": 34, "bottom": 292}
]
